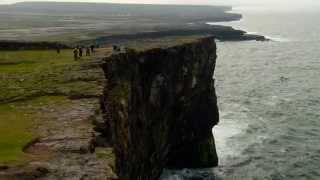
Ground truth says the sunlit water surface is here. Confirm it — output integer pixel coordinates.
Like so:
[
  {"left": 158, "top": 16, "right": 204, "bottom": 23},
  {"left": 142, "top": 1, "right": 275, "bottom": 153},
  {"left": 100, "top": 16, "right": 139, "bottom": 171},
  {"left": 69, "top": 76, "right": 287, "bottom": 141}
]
[{"left": 161, "top": 9, "right": 320, "bottom": 180}]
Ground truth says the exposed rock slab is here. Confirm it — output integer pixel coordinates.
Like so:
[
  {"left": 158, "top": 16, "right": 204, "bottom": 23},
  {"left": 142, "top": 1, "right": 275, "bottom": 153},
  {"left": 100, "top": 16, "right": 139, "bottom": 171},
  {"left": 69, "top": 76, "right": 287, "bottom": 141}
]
[{"left": 0, "top": 98, "right": 117, "bottom": 180}]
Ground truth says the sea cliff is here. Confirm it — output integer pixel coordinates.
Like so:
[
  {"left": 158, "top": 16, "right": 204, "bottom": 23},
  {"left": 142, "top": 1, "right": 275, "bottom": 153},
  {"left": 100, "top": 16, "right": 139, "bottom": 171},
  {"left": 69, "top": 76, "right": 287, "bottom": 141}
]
[{"left": 101, "top": 37, "right": 219, "bottom": 179}]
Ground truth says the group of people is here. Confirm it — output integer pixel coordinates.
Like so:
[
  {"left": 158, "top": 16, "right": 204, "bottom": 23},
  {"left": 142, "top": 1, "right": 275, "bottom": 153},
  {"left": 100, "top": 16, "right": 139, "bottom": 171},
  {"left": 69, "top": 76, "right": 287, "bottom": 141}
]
[
  {"left": 73, "top": 45, "right": 96, "bottom": 60},
  {"left": 55, "top": 43, "right": 133, "bottom": 60}
]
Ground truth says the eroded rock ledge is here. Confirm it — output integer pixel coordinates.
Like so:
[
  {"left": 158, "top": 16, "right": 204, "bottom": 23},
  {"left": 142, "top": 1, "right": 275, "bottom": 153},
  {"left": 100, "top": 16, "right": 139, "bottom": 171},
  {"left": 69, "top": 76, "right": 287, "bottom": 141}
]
[{"left": 101, "top": 37, "right": 219, "bottom": 179}]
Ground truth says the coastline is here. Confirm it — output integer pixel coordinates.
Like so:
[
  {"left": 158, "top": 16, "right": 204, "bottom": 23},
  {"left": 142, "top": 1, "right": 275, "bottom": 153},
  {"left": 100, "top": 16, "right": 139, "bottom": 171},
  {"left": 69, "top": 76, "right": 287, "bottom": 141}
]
[
  {"left": 0, "top": 2, "right": 267, "bottom": 47},
  {"left": 80, "top": 25, "right": 267, "bottom": 47},
  {"left": 0, "top": 25, "right": 266, "bottom": 50},
  {"left": 0, "top": 4, "right": 267, "bottom": 179}
]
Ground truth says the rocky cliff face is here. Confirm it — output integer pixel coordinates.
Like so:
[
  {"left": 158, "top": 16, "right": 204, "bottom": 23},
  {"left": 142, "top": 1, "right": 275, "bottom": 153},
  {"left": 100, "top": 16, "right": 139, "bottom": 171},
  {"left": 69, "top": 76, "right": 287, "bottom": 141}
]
[{"left": 101, "top": 37, "right": 219, "bottom": 180}]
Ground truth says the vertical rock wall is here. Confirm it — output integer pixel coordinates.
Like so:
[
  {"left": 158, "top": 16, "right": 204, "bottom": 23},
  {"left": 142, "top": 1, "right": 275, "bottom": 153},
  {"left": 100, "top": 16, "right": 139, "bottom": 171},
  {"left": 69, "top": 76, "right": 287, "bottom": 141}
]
[{"left": 101, "top": 37, "right": 219, "bottom": 180}]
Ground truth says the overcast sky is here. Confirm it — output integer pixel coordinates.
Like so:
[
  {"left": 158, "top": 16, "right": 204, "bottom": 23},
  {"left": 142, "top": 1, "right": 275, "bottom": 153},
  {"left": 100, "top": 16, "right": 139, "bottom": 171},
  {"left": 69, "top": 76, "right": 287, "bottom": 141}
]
[
  {"left": 0, "top": 0, "right": 318, "bottom": 5},
  {"left": 1, "top": 0, "right": 320, "bottom": 11}
]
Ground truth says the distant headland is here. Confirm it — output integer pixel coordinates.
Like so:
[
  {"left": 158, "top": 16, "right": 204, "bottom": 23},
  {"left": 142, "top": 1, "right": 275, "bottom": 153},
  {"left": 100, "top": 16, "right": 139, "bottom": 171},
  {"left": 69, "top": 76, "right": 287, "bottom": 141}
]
[{"left": 0, "top": 1, "right": 265, "bottom": 47}]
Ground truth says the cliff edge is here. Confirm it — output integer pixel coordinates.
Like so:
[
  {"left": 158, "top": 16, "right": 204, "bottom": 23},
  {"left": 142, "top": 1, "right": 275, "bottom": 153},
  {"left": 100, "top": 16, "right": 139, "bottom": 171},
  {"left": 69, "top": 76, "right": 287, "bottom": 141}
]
[{"left": 101, "top": 37, "right": 219, "bottom": 179}]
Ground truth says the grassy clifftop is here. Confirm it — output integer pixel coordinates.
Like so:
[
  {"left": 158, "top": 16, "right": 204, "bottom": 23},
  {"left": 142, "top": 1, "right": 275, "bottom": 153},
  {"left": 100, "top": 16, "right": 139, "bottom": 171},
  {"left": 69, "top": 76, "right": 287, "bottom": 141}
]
[
  {"left": 0, "top": 36, "right": 217, "bottom": 178},
  {"left": 0, "top": 35, "right": 199, "bottom": 166},
  {"left": 0, "top": 96, "right": 68, "bottom": 165},
  {"left": 0, "top": 49, "right": 107, "bottom": 165},
  {"left": 0, "top": 50, "right": 102, "bottom": 103}
]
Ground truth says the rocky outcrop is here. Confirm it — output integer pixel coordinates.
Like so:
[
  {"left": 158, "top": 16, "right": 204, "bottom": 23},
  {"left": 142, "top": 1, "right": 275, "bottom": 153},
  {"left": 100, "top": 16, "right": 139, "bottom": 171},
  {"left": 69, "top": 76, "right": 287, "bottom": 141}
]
[
  {"left": 101, "top": 37, "right": 219, "bottom": 179},
  {"left": 82, "top": 25, "right": 266, "bottom": 46}
]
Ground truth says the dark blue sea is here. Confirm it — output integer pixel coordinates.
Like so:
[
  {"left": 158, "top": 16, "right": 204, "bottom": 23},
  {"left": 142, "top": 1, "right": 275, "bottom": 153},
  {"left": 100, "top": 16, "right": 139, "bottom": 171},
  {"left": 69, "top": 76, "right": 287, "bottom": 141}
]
[{"left": 161, "top": 7, "right": 320, "bottom": 180}]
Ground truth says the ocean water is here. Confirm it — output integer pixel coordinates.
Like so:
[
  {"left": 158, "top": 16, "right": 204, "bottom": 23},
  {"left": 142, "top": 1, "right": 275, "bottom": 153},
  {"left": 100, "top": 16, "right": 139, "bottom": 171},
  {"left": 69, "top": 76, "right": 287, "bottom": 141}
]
[{"left": 161, "top": 9, "right": 320, "bottom": 180}]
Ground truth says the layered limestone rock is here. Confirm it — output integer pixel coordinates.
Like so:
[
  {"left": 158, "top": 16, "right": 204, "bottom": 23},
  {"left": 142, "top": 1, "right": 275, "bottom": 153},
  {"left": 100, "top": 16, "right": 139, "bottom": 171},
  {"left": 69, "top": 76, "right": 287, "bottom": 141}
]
[{"left": 101, "top": 37, "right": 219, "bottom": 179}]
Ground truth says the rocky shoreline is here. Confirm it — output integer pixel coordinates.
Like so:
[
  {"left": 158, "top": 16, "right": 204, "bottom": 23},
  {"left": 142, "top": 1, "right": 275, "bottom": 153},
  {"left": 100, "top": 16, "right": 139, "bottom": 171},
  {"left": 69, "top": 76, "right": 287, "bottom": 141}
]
[
  {"left": 0, "top": 25, "right": 266, "bottom": 51},
  {"left": 81, "top": 25, "right": 267, "bottom": 46}
]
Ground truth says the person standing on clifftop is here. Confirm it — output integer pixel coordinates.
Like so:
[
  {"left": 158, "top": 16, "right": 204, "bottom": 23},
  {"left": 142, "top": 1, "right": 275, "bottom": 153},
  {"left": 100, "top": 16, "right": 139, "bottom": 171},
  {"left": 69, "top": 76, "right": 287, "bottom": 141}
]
[
  {"left": 56, "top": 46, "right": 60, "bottom": 54},
  {"left": 79, "top": 47, "right": 83, "bottom": 58},
  {"left": 90, "top": 45, "right": 95, "bottom": 53},
  {"left": 86, "top": 47, "right": 91, "bottom": 56},
  {"left": 73, "top": 48, "right": 78, "bottom": 61}
]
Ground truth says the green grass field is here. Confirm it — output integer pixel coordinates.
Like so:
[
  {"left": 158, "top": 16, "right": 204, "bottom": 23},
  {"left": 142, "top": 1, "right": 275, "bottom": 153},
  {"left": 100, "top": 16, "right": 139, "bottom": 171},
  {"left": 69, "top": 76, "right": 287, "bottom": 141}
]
[
  {"left": 0, "top": 96, "right": 70, "bottom": 164},
  {"left": 0, "top": 49, "right": 104, "bottom": 165},
  {"left": 0, "top": 49, "right": 103, "bottom": 103},
  {"left": 0, "top": 103, "right": 34, "bottom": 164}
]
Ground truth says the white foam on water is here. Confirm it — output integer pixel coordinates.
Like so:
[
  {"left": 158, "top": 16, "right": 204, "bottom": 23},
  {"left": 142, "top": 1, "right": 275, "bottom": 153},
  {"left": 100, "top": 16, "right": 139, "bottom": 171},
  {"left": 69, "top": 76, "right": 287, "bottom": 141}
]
[
  {"left": 264, "top": 35, "right": 291, "bottom": 42},
  {"left": 206, "top": 20, "right": 292, "bottom": 43},
  {"left": 205, "top": 22, "right": 217, "bottom": 26},
  {"left": 160, "top": 168, "right": 217, "bottom": 180},
  {"left": 160, "top": 103, "right": 252, "bottom": 180},
  {"left": 245, "top": 31, "right": 258, "bottom": 35},
  {"left": 206, "top": 19, "right": 244, "bottom": 26},
  {"left": 213, "top": 103, "right": 252, "bottom": 158},
  {"left": 243, "top": 31, "right": 291, "bottom": 42}
]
